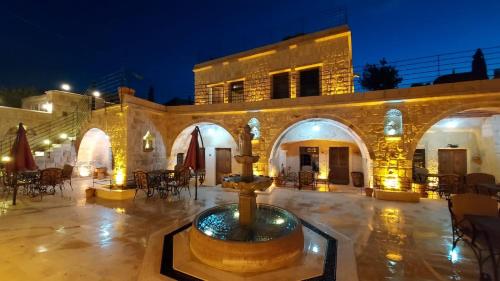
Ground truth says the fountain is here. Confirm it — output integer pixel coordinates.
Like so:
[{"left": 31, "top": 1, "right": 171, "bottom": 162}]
[{"left": 189, "top": 125, "right": 304, "bottom": 272}]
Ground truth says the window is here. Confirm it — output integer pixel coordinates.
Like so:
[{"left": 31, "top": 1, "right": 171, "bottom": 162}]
[
  {"left": 143, "top": 131, "right": 154, "bottom": 152},
  {"left": 299, "top": 68, "right": 320, "bottom": 97},
  {"left": 248, "top": 118, "right": 261, "bottom": 139},
  {"left": 272, "top": 72, "right": 290, "bottom": 99},
  {"left": 384, "top": 109, "right": 403, "bottom": 137},
  {"left": 176, "top": 153, "right": 184, "bottom": 166},
  {"left": 229, "top": 81, "right": 244, "bottom": 103},
  {"left": 208, "top": 85, "right": 224, "bottom": 104}
]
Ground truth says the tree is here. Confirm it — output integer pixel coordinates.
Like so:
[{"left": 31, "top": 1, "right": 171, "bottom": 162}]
[
  {"left": 0, "top": 87, "right": 41, "bottom": 108},
  {"left": 147, "top": 86, "right": 155, "bottom": 102},
  {"left": 360, "top": 58, "right": 403, "bottom": 91},
  {"left": 471, "top": 48, "right": 488, "bottom": 79}
]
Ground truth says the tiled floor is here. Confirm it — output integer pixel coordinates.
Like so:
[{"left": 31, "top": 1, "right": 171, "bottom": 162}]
[{"left": 0, "top": 179, "right": 481, "bottom": 281}]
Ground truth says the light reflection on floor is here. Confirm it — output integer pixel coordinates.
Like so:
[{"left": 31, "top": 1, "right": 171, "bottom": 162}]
[{"left": 0, "top": 179, "right": 481, "bottom": 281}]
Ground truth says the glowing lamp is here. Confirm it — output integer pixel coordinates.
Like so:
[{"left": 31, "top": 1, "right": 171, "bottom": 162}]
[
  {"left": 1, "top": 155, "right": 11, "bottom": 162},
  {"left": 312, "top": 125, "right": 320, "bottom": 131},
  {"left": 41, "top": 102, "right": 53, "bottom": 113},
  {"left": 92, "top": 91, "right": 101, "bottom": 97},
  {"left": 61, "top": 83, "right": 71, "bottom": 91},
  {"left": 59, "top": 133, "right": 68, "bottom": 140},
  {"left": 34, "top": 151, "right": 45, "bottom": 157},
  {"left": 78, "top": 166, "right": 91, "bottom": 177},
  {"left": 115, "top": 169, "right": 125, "bottom": 185},
  {"left": 43, "top": 139, "right": 51, "bottom": 145}
]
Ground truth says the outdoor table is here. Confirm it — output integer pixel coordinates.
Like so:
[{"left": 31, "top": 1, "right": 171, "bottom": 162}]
[{"left": 464, "top": 215, "right": 500, "bottom": 281}]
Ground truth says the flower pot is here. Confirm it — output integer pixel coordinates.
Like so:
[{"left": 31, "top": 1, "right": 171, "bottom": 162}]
[
  {"left": 85, "top": 188, "right": 96, "bottom": 199},
  {"left": 364, "top": 187, "right": 373, "bottom": 197}
]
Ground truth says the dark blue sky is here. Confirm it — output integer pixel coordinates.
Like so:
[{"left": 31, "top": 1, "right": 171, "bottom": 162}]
[{"left": 2, "top": 0, "right": 500, "bottom": 103}]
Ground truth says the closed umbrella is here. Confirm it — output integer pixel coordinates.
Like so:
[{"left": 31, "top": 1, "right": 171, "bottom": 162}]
[
  {"left": 7, "top": 123, "right": 37, "bottom": 205},
  {"left": 183, "top": 126, "right": 205, "bottom": 200}
]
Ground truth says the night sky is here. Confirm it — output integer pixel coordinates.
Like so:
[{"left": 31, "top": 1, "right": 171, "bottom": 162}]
[{"left": 2, "top": 0, "right": 500, "bottom": 103}]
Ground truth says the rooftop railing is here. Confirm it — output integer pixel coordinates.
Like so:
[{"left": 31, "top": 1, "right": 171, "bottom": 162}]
[{"left": 195, "top": 45, "right": 500, "bottom": 105}]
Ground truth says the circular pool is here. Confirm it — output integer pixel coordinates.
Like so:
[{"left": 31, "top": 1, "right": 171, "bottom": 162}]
[{"left": 189, "top": 203, "right": 304, "bottom": 272}]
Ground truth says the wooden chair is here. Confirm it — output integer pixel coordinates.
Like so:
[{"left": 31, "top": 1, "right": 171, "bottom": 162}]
[
  {"left": 465, "top": 173, "right": 496, "bottom": 195},
  {"left": 133, "top": 171, "right": 154, "bottom": 199},
  {"left": 298, "top": 170, "right": 315, "bottom": 190},
  {"left": 61, "top": 164, "right": 74, "bottom": 190}
]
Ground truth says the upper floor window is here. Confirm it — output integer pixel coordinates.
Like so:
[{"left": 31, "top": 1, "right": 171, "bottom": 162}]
[
  {"left": 299, "top": 68, "right": 320, "bottom": 97},
  {"left": 229, "top": 81, "right": 244, "bottom": 103},
  {"left": 272, "top": 72, "right": 290, "bottom": 99},
  {"left": 208, "top": 85, "right": 224, "bottom": 104}
]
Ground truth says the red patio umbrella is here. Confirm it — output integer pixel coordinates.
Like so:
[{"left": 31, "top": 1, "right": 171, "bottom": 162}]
[
  {"left": 184, "top": 126, "right": 205, "bottom": 200},
  {"left": 7, "top": 123, "right": 37, "bottom": 205}
]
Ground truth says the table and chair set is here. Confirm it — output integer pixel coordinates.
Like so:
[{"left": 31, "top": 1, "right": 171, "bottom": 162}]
[
  {"left": 133, "top": 168, "right": 204, "bottom": 199},
  {"left": 0, "top": 164, "right": 74, "bottom": 201}
]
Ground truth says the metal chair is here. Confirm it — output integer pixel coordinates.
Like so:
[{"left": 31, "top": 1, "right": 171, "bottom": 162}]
[
  {"left": 176, "top": 168, "right": 191, "bottom": 197},
  {"left": 61, "top": 164, "right": 74, "bottom": 190},
  {"left": 448, "top": 194, "right": 499, "bottom": 279},
  {"left": 39, "top": 168, "right": 63, "bottom": 198},
  {"left": 298, "top": 170, "right": 315, "bottom": 190},
  {"left": 465, "top": 173, "right": 496, "bottom": 195},
  {"left": 133, "top": 171, "right": 154, "bottom": 199},
  {"left": 438, "top": 174, "right": 463, "bottom": 199}
]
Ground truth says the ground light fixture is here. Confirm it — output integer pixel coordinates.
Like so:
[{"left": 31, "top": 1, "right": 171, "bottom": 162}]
[{"left": 61, "top": 83, "right": 71, "bottom": 91}]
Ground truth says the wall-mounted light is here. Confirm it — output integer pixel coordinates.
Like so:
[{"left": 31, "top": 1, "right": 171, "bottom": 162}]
[{"left": 92, "top": 91, "right": 101, "bottom": 97}]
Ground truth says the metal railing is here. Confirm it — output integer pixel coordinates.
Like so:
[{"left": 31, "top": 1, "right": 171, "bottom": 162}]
[{"left": 195, "top": 46, "right": 500, "bottom": 104}]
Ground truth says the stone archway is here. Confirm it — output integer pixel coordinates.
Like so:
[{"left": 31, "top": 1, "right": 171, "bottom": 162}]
[
  {"left": 77, "top": 128, "right": 113, "bottom": 178},
  {"left": 170, "top": 122, "right": 241, "bottom": 186},
  {"left": 268, "top": 117, "right": 372, "bottom": 187},
  {"left": 410, "top": 106, "right": 500, "bottom": 180}
]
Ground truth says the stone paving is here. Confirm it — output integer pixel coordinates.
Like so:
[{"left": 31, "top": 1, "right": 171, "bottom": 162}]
[{"left": 0, "top": 179, "right": 480, "bottom": 281}]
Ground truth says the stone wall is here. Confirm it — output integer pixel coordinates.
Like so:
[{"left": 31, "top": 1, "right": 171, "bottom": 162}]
[
  {"left": 0, "top": 106, "right": 52, "bottom": 141},
  {"left": 194, "top": 26, "right": 353, "bottom": 104}
]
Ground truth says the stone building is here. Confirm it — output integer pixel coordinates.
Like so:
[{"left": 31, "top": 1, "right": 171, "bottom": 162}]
[{"left": 2, "top": 25, "right": 500, "bottom": 190}]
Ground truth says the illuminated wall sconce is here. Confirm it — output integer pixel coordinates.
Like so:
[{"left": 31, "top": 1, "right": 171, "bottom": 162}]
[
  {"left": 248, "top": 118, "right": 261, "bottom": 140},
  {"left": 142, "top": 131, "right": 154, "bottom": 152},
  {"left": 384, "top": 109, "right": 403, "bottom": 140}
]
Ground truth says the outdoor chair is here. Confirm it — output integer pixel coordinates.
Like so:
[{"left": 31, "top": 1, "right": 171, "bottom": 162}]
[
  {"left": 465, "top": 173, "right": 496, "bottom": 195},
  {"left": 176, "top": 168, "right": 191, "bottom": 197},
  {"left": 133, "top": 170, "right": 154, "bottom": 199},
  {"left": 198, "top": 170, "right": 206, "bottom": 186},
  {"left": 448, "top": 193, "right": 499, "bottom": 279},
  {"left": 61, "top": 164, "right": 74, "bottom": 190},
  {"left": 38, "top": 168, "right": 63, "bottom": 198},
  {"left": 298, "top": 170, "right": 315, "bottom": 190},
  {"left": 438, "top": 174, "right": 463, "bottom": 199}
]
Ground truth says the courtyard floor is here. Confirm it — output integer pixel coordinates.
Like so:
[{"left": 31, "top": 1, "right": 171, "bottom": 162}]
[{"left": 0, "top": 179, "right": 480, "bottom": 281}]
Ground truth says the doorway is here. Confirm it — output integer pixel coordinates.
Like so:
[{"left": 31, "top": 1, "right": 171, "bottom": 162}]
[
  {"left": 216, "top": 148, "right": 232, "bottom": 184},
  {"left": 299, "top": 147, "right": 319, "bottom": 171},
  {"left": 438, "top": 149, "right": 467, "bottom": 176},
  {"left": 329, "top": 147, "right": 349, "bottom": 185}
]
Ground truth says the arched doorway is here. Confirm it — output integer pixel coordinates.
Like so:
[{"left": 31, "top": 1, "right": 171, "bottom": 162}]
[
  {"left": 412, "top": 107, "right": 500, "bottom": 181},
  {"left": 77, "top": 128, "right": 113, "bottom": 178},
  {"left": 170, "top": 122, "right": 240, "bottom": 186},
  {"left": 269, "top": 118, "right": 372, "bottom": 187}
]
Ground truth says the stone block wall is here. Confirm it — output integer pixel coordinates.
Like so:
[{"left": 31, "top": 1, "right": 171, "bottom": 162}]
[{"left": 194, "top": 26, "right": 353, "bottom": 105}]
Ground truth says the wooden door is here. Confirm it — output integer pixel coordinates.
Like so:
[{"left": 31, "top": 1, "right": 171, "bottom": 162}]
[
  {"left": 329, "top": 147, "right": 350, "bottom": 185},
  {"left": 438, "top": 149, "right": 467, "bottom": 176},
  {"left": 215, "top": 148, "right": 232, "bottom": 184}
]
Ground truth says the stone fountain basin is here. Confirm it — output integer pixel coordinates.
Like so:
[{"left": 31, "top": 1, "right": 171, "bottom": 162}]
[
  {"left": 221, "top": 175, "right": 273, "bottom": 191},
  {"left": 189, "top": 203, "right": 304, "bottom": 273}
]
